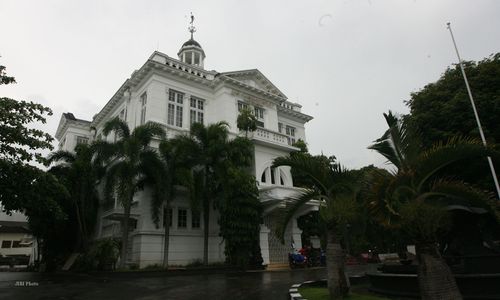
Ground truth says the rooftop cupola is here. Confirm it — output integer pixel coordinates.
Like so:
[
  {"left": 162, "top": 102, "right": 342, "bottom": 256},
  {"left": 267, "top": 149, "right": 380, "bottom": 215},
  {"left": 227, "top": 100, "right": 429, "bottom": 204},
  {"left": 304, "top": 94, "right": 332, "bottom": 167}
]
[{"left": 178, "top": 13, "right": 205, "bottom": 68}]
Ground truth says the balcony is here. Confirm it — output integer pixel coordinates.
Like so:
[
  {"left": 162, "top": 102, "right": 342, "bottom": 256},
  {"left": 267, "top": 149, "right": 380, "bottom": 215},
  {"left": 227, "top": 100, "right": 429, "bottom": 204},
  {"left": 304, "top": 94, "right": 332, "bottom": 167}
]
[{"left": 248, "top": 128, "right": 298, "bottom": 151}]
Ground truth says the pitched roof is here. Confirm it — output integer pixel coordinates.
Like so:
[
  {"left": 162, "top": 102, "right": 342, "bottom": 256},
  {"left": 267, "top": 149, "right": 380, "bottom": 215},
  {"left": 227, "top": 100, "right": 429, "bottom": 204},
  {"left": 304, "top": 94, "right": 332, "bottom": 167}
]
[{"left": 220, "top": 69, "right": 287, "bottom": 99}]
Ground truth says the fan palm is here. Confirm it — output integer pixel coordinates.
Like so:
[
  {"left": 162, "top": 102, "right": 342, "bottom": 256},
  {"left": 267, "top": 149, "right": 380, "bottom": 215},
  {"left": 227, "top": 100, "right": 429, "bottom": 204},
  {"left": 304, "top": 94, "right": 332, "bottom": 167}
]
[
  {"left": 47, "top": 143, "right": 102, "bottom": 251},
  {"left": 95, "top": 118, "right": 165, "bottom": 269},
  {"left": 366, "top": 111, "right": 499, "bottom": 300},
  {"left": 273, "top": 154, "right": 358, "bottom": 299}
]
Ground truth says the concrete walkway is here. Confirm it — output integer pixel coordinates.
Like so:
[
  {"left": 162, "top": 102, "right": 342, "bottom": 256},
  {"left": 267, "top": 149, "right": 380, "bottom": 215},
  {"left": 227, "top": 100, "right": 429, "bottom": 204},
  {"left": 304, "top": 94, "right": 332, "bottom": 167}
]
[{"left": 0, "top": 265, "right": 377, "bottom": 300}]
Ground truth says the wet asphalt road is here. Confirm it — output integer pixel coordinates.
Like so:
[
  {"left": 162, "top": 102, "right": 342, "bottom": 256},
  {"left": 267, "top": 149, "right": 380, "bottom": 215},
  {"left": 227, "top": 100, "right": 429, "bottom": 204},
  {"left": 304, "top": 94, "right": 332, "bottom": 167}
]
[{"left": 0, "top": 265, "right": 376, "bottom": 300}]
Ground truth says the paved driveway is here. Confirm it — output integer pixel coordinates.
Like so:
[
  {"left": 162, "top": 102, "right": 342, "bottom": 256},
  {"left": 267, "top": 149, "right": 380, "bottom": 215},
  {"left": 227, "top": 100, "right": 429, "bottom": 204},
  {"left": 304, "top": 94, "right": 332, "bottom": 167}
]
[{"left": 0, "top": 265, "right": 375, "bottom": 300}]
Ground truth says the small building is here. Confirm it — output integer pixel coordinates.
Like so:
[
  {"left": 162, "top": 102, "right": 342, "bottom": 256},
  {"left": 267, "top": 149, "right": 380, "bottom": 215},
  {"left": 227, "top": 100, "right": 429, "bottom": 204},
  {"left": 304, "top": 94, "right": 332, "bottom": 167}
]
[
  {"left": 55, "top": 22, "right": 317, "bottom": 268},
  {"left": 0, "top": 210, "right": 36, "bottom": 267}
]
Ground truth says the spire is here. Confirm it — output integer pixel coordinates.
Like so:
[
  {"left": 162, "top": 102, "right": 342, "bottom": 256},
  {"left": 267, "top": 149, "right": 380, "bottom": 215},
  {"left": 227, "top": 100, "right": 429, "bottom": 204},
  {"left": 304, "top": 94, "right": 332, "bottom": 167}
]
[{"left": 188, "top": 12, "right": 196, "bottom": 40}]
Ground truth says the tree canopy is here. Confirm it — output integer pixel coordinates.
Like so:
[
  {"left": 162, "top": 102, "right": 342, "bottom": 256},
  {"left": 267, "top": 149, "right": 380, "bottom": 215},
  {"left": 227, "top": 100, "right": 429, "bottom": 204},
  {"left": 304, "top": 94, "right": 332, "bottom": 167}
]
[
  {"left": 405, "top": 53, "right": 500, "bottom": 193},
  {"left": 0, "top": 65, "right": 55, "bottom": 210}
]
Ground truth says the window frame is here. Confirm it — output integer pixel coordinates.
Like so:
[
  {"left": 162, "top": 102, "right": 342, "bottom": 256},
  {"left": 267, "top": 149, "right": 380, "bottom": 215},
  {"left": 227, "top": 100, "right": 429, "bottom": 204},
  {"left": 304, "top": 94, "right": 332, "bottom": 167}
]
[
  {"left": 140, "top": 92, "right": 147, "bottom": 125},
  {"left": 168, "top": 89, "right": 184, "bottom": 127},
  {"left": 190, "top": 96, "right": 204, "bottom": 125},
  {"left": 177, "top": 208, "right": 187, "bottom": 229}
]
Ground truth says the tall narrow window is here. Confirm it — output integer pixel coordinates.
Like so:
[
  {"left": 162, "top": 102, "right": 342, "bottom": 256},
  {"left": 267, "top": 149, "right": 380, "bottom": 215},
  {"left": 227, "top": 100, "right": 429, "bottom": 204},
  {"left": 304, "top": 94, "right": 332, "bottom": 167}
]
[
  {"left": 119, "top": 108, "right": 127, "bottom": 121},
  {"left": 254, "top": 107, "right": 265, "bottom": 127},
  {"left": 168, "top": 89, "right": 184, "bottom": 127},
  {"left": 278, "top": 122, "right": 283, "bottom": 133},
  {"left": 285, "top": 125, "right": 296, "bottom": 145},
  {"left": 191, "top": 211, "right": 201, "bottom": 229},
  {"left": 190, "top": 97, "right": 204, "bottom": 125},
  {"left": 178, "top": 209, "right": 187, "bottom": 228},
  {"left": 140, "top": 92, "right": 147, "bottom": 125}
]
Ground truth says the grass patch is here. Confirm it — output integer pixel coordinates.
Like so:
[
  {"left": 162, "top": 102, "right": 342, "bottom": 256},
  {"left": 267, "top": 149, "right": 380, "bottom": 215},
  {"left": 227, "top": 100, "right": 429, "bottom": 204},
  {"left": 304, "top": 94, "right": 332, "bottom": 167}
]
[{"left": 299, "top": 287, "right": 391, "bottom": 300}]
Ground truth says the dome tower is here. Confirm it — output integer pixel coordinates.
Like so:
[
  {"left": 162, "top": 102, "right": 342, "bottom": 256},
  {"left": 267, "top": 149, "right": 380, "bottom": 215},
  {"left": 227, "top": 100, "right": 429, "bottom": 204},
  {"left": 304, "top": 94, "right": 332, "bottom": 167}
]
[{"left": 178, "top": 13, "right": 205, "bottom": 68}]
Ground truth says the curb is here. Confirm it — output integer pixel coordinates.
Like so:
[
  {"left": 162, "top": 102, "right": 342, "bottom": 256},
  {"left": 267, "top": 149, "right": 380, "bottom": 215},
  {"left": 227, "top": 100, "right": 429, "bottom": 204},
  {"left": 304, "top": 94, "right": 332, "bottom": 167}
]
[{"left": 289, "top": 280, "right": 316, "bottom": 300}]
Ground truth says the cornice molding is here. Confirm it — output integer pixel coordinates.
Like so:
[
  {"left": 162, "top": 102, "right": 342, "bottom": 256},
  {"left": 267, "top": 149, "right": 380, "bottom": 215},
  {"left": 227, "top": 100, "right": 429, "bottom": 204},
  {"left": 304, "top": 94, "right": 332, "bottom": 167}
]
[{"left": 277, "top": 105, "right": 313, "bottom": 123}]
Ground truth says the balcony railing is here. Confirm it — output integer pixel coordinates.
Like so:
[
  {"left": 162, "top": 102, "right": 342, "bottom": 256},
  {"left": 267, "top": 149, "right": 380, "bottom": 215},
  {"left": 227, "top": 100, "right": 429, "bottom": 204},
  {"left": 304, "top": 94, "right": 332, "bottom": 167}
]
[{"left": 249, "top": 128, "right": 292, "bottom": 148}]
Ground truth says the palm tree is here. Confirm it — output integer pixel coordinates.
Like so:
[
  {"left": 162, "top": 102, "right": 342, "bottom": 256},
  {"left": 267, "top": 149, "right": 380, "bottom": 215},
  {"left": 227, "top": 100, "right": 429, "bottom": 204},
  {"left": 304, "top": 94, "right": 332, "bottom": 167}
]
[
  {"left": 47, "top": 143, "right": 101, "bottom": 251},
  {"left": 147, "top": 136, "right": 198, "bottom": 268},
  {"left": 95, "top": 118, "right": 165, "bottom": 269},
  {"left": 273, "top": 154, "right": 358, "bottom": 299},
  {"left": 366, "top": 111, "right": 498, "bottom": 300},
  {"left": 187, "top": 121, "right": 231, "bottom": 265}
]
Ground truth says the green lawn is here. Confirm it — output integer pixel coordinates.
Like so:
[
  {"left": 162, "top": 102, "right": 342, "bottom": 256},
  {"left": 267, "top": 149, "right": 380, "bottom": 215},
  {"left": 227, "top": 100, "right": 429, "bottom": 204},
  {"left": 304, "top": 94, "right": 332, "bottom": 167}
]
[{"left": 298, "top": 286, "right": 391, "bottom": 300}]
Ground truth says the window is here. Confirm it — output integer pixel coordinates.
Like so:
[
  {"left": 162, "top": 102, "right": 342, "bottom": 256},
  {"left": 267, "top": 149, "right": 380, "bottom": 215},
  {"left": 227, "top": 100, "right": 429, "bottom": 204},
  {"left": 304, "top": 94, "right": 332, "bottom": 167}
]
[
  {"left": 254, "top": 107, "right": 264, "bottom": 119},
  {"left": 163, "top": 208, "right": 172, "bottom": 228},
  {"left": 140, "top": 92, "right": 147, "bottom": 125},
  {"left": 76, "top": 136, "right": 89, "bottom": 145},
  {"left": 237, "top": 101, "right": 248, "bottom": 112},
  {"left": 285, "top": 125, "right": 296, "bottom": 145},
  {"left": 178, "top": 209, "right": 187, "bottom": 228},
  {"left": 119, "top": 108, "right": 127, "bottom": 121},
  {"left": 278, "top": 122, "right": 283, "bottom": 133},
  {"left": 1, "top": 241, "right": 11, "bottom": 248},
  {"left": 190, "top": 97, "right": 204, "bottom": 125},
  {"left": 168, "top": 90, "right": 184, "bottom": 127},
  {"left": 194, "top": 53, "right": 200, "bottom": 65},
  {"left": 12, "top": 241, "right": 21, "bottom": 248},
  {"left": 254, "top": 107, "right": 265, "bottom": 127},
  {"left": 192, "top": 212, "right": 201, "bottom": 229},
  {"left": 185, "top": 51, "right": 193, "bottom": 64}
]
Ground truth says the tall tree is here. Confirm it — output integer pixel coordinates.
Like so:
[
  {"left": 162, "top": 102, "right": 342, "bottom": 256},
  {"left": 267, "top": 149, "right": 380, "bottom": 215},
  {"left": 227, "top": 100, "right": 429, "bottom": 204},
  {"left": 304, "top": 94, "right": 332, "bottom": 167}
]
[
  {"left": 47, "top": 143, "right": 102, "bottom": 251},
  {"left": 95, "top": 118, "right": 165, "bottom": 269},
  {"left": 366, "top": 111, "right": 499, "bottom": 300},
  {"left": 405, "top": 53, "right": 500, "bottom": 192},
  {"left": 146, "top": 136, "right": 197, "bottom": 268},
  {"left": 274, "top": 154, "right": 359, "bottom": 299},
  {"left": 217, "top": 136, "right": 262, "bottom": 267},
  {"left": 236, "top": 107, "right": 257, "bottom": 137},
  {"left": 0, "top": 65, "right": 54, "bottom": 209},
  {"left": 187, "top": 121, "right": 231, "bottom": 265}
]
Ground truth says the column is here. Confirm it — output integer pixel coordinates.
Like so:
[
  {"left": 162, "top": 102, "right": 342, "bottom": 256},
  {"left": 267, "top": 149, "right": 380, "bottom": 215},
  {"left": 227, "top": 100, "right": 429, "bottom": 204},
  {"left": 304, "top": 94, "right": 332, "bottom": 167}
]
[{"left": 259, "top": 224, "right": 271, "bottom": 265}]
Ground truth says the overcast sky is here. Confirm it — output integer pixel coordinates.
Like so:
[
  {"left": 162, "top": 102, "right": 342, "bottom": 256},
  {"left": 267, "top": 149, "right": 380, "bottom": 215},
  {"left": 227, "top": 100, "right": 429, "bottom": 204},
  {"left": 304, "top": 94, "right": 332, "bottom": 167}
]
[{"left": 1, "top": 0, "right": 500, "bottom": 169}]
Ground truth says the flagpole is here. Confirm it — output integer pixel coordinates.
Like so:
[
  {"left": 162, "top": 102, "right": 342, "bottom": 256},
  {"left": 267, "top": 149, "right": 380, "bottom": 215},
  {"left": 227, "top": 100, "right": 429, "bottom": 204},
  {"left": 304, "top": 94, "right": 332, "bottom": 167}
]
[{"left": 446, "top": 22, "right": 500, "bottom": 200}]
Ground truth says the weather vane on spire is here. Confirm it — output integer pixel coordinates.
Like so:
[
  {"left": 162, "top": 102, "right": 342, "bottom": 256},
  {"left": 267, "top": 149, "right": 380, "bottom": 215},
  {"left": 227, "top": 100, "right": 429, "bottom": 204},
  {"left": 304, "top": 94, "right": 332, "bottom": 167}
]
[{"left": 188, "top": 12, "right": 196, "bottom": 40}]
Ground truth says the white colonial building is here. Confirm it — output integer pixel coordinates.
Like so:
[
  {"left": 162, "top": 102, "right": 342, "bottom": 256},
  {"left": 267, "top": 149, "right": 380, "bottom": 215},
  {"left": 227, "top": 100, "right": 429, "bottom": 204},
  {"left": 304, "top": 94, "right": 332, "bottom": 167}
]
[{"left": 55, "top": 26, "right": 315, "bottom": 268}]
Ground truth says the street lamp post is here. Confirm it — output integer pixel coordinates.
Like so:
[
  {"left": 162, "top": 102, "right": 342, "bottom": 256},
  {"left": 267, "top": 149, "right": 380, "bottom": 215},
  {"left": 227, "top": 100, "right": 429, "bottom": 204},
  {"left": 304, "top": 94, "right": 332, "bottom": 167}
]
[{"left": 446, "top": 22, "right": 500, "bottom": 200}]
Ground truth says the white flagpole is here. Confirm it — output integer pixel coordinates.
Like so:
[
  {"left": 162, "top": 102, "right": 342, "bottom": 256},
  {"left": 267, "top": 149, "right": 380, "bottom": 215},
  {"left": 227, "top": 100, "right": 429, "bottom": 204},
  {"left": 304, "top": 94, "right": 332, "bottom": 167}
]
[{"left": 446, "top": 22, "right": 500, "bottom": 200}]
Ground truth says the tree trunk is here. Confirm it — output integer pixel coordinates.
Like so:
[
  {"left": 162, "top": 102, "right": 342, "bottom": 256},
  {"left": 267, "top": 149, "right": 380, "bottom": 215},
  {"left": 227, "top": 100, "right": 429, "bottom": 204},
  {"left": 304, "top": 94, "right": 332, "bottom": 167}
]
[
  {"left": 203, "top": 198, "right": 210, "bottom": 265},
  {"left": 325, "top": 230, "right": 350, "bottom": 300},
  {"left": 416, "top": 242, "right": 462, "bottom": 300},
  {"left": 119, "top": 204, "right": 131, "bottom": 269},
  {"left": 163, "top": 204, "right": 170, "bottom": 269}
]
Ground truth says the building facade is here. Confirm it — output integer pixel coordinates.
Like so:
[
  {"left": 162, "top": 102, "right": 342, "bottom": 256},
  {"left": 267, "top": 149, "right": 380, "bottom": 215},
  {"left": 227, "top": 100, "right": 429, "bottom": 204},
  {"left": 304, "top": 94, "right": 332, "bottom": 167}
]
[{"left": 55, "top": 29, "right": 315, "bottom": 268}]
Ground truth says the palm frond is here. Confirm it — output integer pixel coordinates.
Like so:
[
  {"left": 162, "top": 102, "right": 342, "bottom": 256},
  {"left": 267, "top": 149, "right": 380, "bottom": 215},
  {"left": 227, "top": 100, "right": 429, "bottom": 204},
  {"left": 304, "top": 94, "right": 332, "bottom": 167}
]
[
  {"left": 47, "top": 150, "right": 76, "bottom": 165},
  {"left": 102, "top": 117, "right": 130, "bottom": 138},
  {"left": 364, "top": 169, "right": 401, "bottom": 227},
  {"left": 273, "top": 155, "right": 332, "bottom": 194},
  {"left": 132, "top": 122, "right": 166, "bottom": 147},
  {"left": 427, "top": 179, "right": 498, "bottom": 219},
  {"left": 275, "top": 189, "right": 320, "bottom": 242},
  {"left": 414, "top": 136, "right": 493, "bottom": 191}
]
